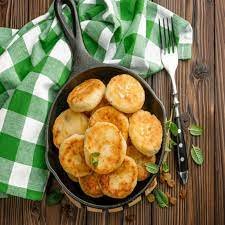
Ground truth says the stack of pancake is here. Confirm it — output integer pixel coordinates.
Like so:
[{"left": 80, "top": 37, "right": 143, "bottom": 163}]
[{"left": 52, "top": 74, "right": 163, "bottom": 199}]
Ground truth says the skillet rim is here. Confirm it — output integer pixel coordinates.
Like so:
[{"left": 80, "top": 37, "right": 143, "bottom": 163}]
[{"left": 45, "top": 64, "right": 167, "bottom": 210}]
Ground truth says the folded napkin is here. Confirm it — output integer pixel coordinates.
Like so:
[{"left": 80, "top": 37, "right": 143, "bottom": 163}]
[{"left": 0, "top": 0, "right": 192, "bottom": 200}]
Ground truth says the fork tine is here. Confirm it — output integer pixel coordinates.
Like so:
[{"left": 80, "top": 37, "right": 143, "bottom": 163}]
[
  {"left": 159, "top": 19, "right": 166, "bottom": 54},
  {"left": 162, "top": 18, "right": 168, "bottom": 54},
  {"left": 159, "top": 19, "right": 163, "bottom": 50},
  {"left": 166, "top": 18, "right": 172, "bottom": 53},
  {"left": 171, "top": 17, "right": 177, "bottom": 47},
  {"left": 170, "top": 18, "right": 175, "bottom": 53}
]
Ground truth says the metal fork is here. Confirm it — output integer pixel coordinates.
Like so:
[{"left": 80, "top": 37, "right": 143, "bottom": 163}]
[{"left": 159, "top": 18, "right": 188, "bottom": 184}]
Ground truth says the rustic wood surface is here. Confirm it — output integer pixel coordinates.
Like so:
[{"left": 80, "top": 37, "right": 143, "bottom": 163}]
[{"left": 0, "top": 0, "right": 224, "bottom": 224}]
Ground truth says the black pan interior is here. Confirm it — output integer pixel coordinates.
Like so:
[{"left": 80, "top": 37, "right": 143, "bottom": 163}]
[{"left": 46, "top": 65, "right": 166, "bottom": 209}]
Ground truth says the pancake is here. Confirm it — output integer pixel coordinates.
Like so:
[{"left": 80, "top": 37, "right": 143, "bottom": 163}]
[
  {"left": 127, "top": 145, "right": 156, "bottom": 181},
  {"left": 52, "top": 109, "right": 89, "bottom": 148},
  {"left": 89, "top": 106, "right": 129, "bottom": 140},
  {"left": 84, "top": 122, "right": 127, "bottom": 174},
  {"left": 129, "top": 110, "right": 163, "bottom": 156},
  {"left": 59, "top": 134, "right": 92, "bottom": 177},
  {"left": 67, "top": 173, "right": 79, "bottom": 182},
  {"left": 79, "top": 173, "right": 103, "bottom": 198},
  {"left": 90, "top": 97, "right": 110, "bottom": 115},
  {"left": 98, "top": 156, "right": 138, "bottom": 198},
  {"left": 67, "top": 79, "right": 105, "bottom": 112},
  {"left": 105, "top": 74, "right": 145, "bottom": 113}
]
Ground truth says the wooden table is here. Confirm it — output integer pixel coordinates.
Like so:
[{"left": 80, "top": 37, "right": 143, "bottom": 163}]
[{"left": 0, "top": 0, "right": 224, "bottom": 224}]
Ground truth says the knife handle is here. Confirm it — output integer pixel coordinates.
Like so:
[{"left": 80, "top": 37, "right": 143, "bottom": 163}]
[
  {"left": 173, "top": 94, "right": 188, "bottom": 172},
  {"left": 174, "top": 115, "right": 188, "bottom": 172}
]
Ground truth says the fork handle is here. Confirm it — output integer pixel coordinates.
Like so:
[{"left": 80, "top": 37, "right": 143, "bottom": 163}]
[{"left": 173, "top": 94, "right": 188, "bottom": 174}]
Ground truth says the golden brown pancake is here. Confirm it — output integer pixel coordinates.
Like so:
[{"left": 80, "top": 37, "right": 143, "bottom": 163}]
[
  {"left": 89, "top": 106, "right": 129, "bottom": 140},
  {"left": 127, "top": 145, "right": 156, "bottom": 181},
  {"left": 129, "top": 110, "right": 163, "bottom": 156},
  {"left": 67, "top": 79, "right": 105, "bottom": 112},
  {"left": 59, "top": 134, "right": 92, "bottom": 177},
  {"left": 105, "top": 74, "right": 145, "bottom": 113},
  {"left": 52, "top": 109, "right": 89, "bottom": 148},
  {"left": 79, "top": 173, "right": 103, "bottom": 198},
  {"left": 84, "top": 122, "right": 127, "bottom": 174},
  {"left": 98, "top": 156, "right": 138, "bottom": 198}
]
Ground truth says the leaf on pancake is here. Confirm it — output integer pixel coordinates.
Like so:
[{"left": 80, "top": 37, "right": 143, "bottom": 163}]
[{"left": 90, "top": 152, "right": 100, "bottom": 167}]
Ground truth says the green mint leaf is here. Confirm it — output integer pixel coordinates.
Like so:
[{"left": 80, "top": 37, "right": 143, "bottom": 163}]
[
  {"left": 162, "top": 162, "right": 169, "bottom": 173},
  {"left": 46, "top": 189, "right": 64, "bottom": 206},
  {"left": 170, "top": 122, "right": 178, "bottom": 136},
  {"left": 90, "top": 152, "right": 100, "bottom": 167},
  {"left": 166, "top": 120, "right": 178, "bottom": 136},
  {"left": 191, "top": 145, "right": 204, "bottom": 165},
  {"left": 188, "top": 124, "right": 203, "bottom": 136},
  {"left": 153, "top": 188, "right": 169, "bottom": 208},
  {"left": 145, "top": 163, "right": 159, "bottom": 174}
]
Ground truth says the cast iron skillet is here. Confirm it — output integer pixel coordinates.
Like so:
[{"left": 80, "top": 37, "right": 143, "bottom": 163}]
[{"left": 45, "top": 0, "right": 166, "bottom": 211}]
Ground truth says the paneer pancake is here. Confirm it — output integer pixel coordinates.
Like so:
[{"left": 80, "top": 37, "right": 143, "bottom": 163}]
[
  {"left": 98, "top": 156, "right": 138, "bottom": 198},
  {"left": 127, "top": 145, "right": 156, "bottom": 181},
  {"left": 67, "top": 173, "right": 78, "bottom": 182},
  {"left": 105, "top": 74, "right": 145, "bottom": 113},
  {"left": 67, "top": 79, "right": 105, "bottom": 112},
  {"left": 52, "top": 109, "right": 88, "bottom": 148},
  {"left": 79, "top": 173, "right": 103, "bottom": 198},
  {"left": 84, "top": 122, "right": 127, "bottom": 174},
  {"left": 89, "top": 106, "right": 129, "bottom": 140},
  {"left": 59, "top": 134, "right": 92, "bottom": 177},
  {"left": 129, "top": 110, "right": 163, "bottom": 156}
]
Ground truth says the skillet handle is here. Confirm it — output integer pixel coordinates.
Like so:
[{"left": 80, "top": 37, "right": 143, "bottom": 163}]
[{"left": 54, "top": 0, "right": 100, "bottom": 73}]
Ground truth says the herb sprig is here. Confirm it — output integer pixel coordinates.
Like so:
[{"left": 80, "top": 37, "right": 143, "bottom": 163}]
[
  {"left": 188, "top": 124, "right": 203, "bottom": 136},
  {"left": 191, "top": 145, "right": 204, "bottom": 165},
  {"left": 90, "top": 152, "right": 100, "bottom": 167},
  {"left": 153, "top": 188, "right": 169, "bottom": 208},
  {"left": 145, "top": 163, "right": 159, "bottom": 174}
]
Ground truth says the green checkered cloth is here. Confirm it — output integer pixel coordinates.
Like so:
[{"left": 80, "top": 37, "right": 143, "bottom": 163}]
[{"left": 0, "top": 0, "right": 192, "bottom": 200}]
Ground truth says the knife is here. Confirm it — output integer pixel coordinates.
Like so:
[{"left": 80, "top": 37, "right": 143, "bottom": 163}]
[{"left": 173, "top": 93, "right": 189, "bottom": 184}]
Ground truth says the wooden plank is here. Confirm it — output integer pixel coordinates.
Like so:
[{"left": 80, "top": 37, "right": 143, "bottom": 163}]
[
  {"left": 22, "top": 200, "right": 46, "bottom": 225},
  {"left": 0, "top": 197, "right": 23, "bottom": 225},
  {"left": 215, "top": 0, "right": 225, "bottom": 224},
  {"left": 151, "top": 1, "right": 215, "bottom": 225},
  {"left": 4, "top": 0, "right": 28, "bottom": 28},
  {"left": 28, "top": 0, "right": 52, "bottom": 21},
  {"left": 0, "top": 0, "right": 9, "bottom": 27}
]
